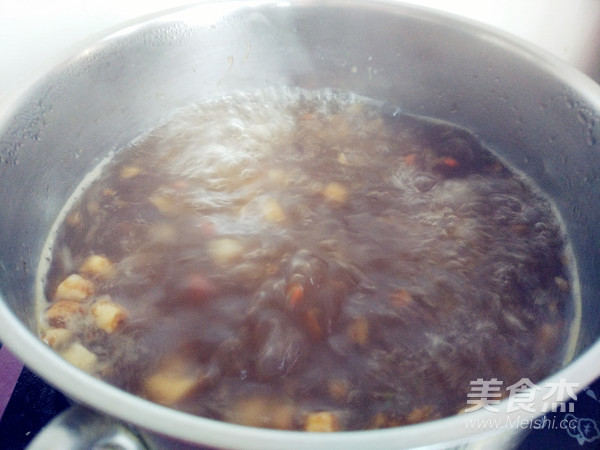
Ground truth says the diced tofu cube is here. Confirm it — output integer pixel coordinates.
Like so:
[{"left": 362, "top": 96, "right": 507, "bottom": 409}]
[
  {"left": 229, "top": 397, "right": 294, "bottom": 430},
  {"left": 79, "top": 255, "right": 113, "bottom": 279},
  {"left": 144, "top": 371, "right": 198, "bottom": 406},
  {"left": 61, "top": 342, "right": 98, "bottom": 372},
  {"left": 229, "top": 397, "right": 271, "bottom": 428},
  {"left": 323, "top": 182, "right": 348, "bottom": 205},
  {"left": 45, "top": 300, "right": 84, "bottom": 328},
  {"left": 42, "top": 328, "right": 73, "bottom": 349},
  {"left": 337, "top": 152, "right": 349, "bottom": 165},
  {"left": 149, "top": 193, "right": 178, "bottom": 216},
  {"left": 207, "top": 238, "right": 244, "bottom": 266},
  {"left": 54, "top": 274, "right": 94, "bottom": 302},
  {"left": 262, "top": 197, "right": 286, "bottom": 223},
  {"left": 120, "top": 165, "right": 142, "bottom": 179},
  {"left": 304, "top": 411, "right": 340, "bottom": 432},
  {"left": 91, "top": 298, "right": 127, "bottom": 333}
]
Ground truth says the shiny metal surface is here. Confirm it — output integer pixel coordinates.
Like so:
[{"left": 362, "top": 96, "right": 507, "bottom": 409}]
[
  {"left": 406, "top": 0, "right": 600, "bottom": 83},
  {"left": 1, "top": 1, "right": 600, "bottom": 448},
  {"left": 27, "top": 405, "right": 149, "bottom": 450},
  {"left": 2, "top": 0, "right": 599, "bottom": 99}
]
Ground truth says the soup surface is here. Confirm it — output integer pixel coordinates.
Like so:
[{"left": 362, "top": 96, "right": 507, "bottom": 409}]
[{"left": 38, "top": 88, "right": 574, "bottom": 431}]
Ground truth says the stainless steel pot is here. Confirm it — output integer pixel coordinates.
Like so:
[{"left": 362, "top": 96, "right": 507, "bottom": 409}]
[{"left": 1, "top": 1, "right": 600, "bottom": 448}]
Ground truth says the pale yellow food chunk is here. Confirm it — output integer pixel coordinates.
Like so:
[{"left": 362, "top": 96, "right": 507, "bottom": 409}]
[
  {"left": 144, "top": 371, "right": 198, "bottom": 406},
  {"left": 91, "top": 298, "right": 127, "bottom": 333},
  {"left": 304, "top": 411, "right": 340, "bottom": 432},
  {"left": 267, "top": 168, "right": 287, "bottom": 186},
  {"left": 262, "top": 197, "right": 286, "bottom": 223},
  {"left": 61, "top": 342, "right": 98, "bottom": 372},
  {"left": 149, "top": 193, "right": 178, "bottom": 215},
  {"left": 323, "top": 182, "right": 348, "bottom": 205},
  {"left": 120, "top": 165, "right": 142, "bottom": 179},
  {"left": 42, "top": 328, "right": 73, "bottom": 349},
  {"left": 54, "top": 274, "right": 94, "bottom": 302},
  {"left": 229, "top": 397, "right": 294, "bottom": 430},
  {"left": 79, "top": 255, "right": 113, "bottom": 279},
  {"left": 337, "top": 152, "right": 349, "bottom": 165},
  {"left": 45, "top": 300, "right": 84, "bottom": 328},
  {"left": 554, "top": 276, "right": 569, "bottom": 292},
  {"left": 208, "top": 238, "right": 244, "bottom": 266}
]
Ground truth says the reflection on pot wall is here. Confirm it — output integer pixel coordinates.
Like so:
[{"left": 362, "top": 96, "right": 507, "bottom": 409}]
[
  {"left": 1, "top": 0, "right": 600, "bottom": 104},
  {"left": 403, "top": 0, "right": 600, "bottom": 83}
]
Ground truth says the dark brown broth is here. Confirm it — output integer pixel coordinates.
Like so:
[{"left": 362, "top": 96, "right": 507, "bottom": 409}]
[{"left": 38, "top": 88, "right": 574, "bottom": 431}]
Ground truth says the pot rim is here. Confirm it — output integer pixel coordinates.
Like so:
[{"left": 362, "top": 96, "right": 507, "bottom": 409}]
[{"left": 1, "top": 1, "right": 600, "bottom": 448}]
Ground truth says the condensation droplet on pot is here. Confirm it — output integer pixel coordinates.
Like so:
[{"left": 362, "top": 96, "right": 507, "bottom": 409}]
[{"left": 587, "top": 135, "right": 597, "bottom": 146}]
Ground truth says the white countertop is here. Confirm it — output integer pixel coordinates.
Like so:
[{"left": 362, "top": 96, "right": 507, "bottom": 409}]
[{"left": 1, "top": 0, "right": 599, "bottom": 102}]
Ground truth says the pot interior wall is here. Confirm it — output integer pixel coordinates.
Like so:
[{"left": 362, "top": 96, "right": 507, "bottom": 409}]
[{"left": 1, "top": 0, "right": 599, "bottom": 394}]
